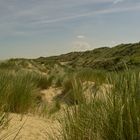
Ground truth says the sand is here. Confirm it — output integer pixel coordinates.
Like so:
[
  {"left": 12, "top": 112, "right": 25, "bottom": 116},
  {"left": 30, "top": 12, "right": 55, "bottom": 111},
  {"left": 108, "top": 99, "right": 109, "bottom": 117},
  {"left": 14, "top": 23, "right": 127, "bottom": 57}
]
[
  {"left": 0, "top": 113, "right": 61, "bottom": 140},
  {"left": 0, "top": 87, "right": 63, "bottom": 140},
  {"left": 0, "top": 83, "right": 112, "bottom": 140}
]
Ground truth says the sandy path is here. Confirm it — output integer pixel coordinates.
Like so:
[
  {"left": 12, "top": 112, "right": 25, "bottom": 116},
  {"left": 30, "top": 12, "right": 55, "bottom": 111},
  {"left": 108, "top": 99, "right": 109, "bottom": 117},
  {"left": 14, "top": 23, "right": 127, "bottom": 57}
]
[
  {"left": 0, "top": 113, "right": 61, "bottom": 140},
  {"left": 40, "top": 87, "right": 62, "bottom": 104},
  {"left": 0, "top": 87, "right": 63, "bottom": 140},
  {"left": 0, "top": 83, "right": 111, "bottom": 140}
]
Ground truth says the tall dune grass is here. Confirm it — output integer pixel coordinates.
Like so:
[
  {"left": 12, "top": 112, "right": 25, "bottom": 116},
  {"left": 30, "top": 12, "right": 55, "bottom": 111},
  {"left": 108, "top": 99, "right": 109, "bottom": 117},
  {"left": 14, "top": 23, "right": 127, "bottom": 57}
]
[
  {"left": 76, "top": 68, "right": 107, "bottom": 84},
  {"left": 58, "top": 70, "right": 140, "bottom": 140},
  {"left": 0, "top": 70, "right": 39, "bottom": 114}
]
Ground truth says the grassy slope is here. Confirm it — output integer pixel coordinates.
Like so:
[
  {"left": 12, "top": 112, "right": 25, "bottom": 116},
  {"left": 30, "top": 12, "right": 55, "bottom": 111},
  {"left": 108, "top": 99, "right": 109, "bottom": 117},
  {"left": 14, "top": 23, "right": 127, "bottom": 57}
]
[
  {"left": 36, "top": 42, "right": 140, "bottom": 71},
  {"left": 0, "top": 42, "right": 140, "bottom": 71}
]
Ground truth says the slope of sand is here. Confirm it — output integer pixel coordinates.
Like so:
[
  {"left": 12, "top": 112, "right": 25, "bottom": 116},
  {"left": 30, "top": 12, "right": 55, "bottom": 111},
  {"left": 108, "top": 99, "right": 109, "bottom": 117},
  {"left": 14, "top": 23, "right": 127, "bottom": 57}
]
[
  {"left": 0, "top": 83, "right": 112, "bottom": 140},
  {"left": 0, "top": 113, "right": 61, "bottom": 140},
  {"left": 0, "top": 87, "right": 63, "bottom": 140},
  {"left": 40, "top": 87, "right": 62, "bottom": 104}
]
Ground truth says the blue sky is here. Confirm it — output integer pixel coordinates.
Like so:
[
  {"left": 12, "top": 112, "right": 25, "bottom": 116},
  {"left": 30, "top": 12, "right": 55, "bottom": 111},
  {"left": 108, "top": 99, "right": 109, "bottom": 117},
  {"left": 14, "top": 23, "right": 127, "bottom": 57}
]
[{"left": 0, "top": 0, "right": 140, "bottom": 59}]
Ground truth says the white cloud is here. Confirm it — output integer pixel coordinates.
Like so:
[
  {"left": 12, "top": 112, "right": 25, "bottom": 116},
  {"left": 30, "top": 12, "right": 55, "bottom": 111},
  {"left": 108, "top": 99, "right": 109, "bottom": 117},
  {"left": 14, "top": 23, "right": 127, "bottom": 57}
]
[
  {"left": 73, "top": 41, "right": 91, "bottom": 51},
  {"left": 77, "top": 35, "right": 85, "bottom": 39}
]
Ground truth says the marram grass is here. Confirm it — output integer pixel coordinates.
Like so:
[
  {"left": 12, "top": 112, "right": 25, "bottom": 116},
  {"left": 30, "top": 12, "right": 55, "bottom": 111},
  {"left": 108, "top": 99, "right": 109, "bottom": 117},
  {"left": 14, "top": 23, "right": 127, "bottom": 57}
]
[
  {"left": 57, "top": 71, "right": 140, "bottom": 140},
  {"left": 0, "top": 70, "right": 38, "bottom": 114}
]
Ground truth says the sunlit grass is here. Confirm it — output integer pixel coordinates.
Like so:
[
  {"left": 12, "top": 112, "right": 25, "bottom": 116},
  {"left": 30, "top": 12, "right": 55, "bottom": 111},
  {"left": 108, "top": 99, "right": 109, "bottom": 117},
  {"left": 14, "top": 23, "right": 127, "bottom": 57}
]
[
  {"left": 58, "top": 70, "right": 140, "bottom": 140},
  {"left": 0, "top": 70, "right": 39, "bottom": 114},
  {"left": 1, "top": 66, "right": 140, "bottom": 140}
]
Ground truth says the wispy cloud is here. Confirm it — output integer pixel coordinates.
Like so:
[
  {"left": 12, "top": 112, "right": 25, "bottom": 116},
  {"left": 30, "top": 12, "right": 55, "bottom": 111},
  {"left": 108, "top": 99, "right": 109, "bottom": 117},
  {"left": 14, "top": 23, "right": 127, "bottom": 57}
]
[
  {"left": 32, "top": 4, "right": 140, "bottom": 25},
  {"left": 0, "top": 0, "right": 139, "bottom": 28},
  {"left": 0, "top": 0, "right": 139, "bottom": 40},
  {"left": 0, "top": 0, "right": 140, "bottom": 59},
  {"left": 113, "top": 0, "right": 124, "bottom": 4}
]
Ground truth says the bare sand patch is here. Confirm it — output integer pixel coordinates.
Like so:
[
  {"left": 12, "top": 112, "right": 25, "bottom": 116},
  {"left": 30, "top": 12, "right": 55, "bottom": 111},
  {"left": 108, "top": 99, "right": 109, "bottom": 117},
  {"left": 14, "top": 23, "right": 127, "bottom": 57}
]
[{"left": 0, "top": 113, "right": 60, "bottom": 140}]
